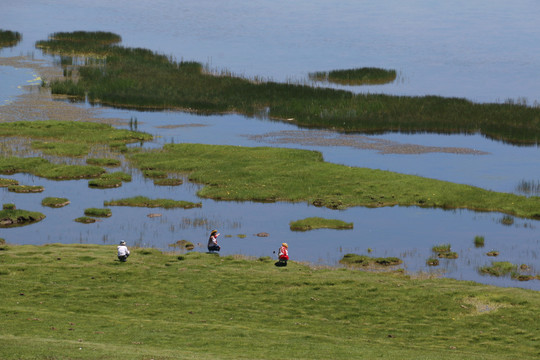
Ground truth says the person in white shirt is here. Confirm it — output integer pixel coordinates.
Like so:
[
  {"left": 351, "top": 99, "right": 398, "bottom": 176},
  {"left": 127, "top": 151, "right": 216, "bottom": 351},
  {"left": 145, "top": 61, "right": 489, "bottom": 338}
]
[{"left": 117, "top": 240, "right": 130, "bottom": 262}]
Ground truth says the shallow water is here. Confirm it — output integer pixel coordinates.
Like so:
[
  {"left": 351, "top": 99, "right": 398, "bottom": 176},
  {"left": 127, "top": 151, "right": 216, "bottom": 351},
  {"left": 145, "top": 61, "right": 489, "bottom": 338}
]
[{"left": 1, "top": 0, "right": 540, "bottom": 290}]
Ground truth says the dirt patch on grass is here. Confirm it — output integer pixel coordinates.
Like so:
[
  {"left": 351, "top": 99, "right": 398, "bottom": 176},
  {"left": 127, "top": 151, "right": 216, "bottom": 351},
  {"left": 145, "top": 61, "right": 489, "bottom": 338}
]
[
  {"left": 460, "top": 297, "right": 508, "bottom": 315},
  {"left": 246, "top": 130, "right": 489, "bottom": 155}
]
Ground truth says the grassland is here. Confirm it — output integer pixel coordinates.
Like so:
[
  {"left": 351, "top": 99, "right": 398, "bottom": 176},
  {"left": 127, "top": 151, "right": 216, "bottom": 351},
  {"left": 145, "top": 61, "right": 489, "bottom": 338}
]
[
  {"left": 129, "top": 143, "right": 540, "bottom": 219},
  {"left": 36, "top": 31, "right": 540, "bottom": 145},
  {"left": 0, "top": 243, "right": 539, "bottom": 360}
]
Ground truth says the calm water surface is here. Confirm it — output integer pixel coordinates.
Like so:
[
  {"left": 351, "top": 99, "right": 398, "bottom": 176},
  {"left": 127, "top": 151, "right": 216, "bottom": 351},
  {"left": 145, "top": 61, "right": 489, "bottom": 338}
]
[{"left": 1, "top": 0, "right": 540, "bottom": 290}]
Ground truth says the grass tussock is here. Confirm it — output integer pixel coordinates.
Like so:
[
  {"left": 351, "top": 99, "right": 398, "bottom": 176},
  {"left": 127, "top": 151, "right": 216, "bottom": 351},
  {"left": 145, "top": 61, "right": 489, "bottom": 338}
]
[
  {"left": 340, "top": 253, "right": 402, "bottom": 267},
  {"left": 35, "top": 31, "right": 540, "bottom": 145},
  {"left": 84, "top": 208, "right": 112, "bottom": 217},
  {"left": 289, "top": 217, "right": 353, "bottom": 231},
  {"left": 3, "top": 243, "right": 540, "bottom": 359}
]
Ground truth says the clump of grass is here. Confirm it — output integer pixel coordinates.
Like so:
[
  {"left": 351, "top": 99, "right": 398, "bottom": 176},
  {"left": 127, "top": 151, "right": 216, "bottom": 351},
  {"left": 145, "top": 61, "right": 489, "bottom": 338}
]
[
  {"left": 340, "top": 253, "right": 402, "bottom": 268},
  {"left": 479, "top": 261, "right": 517, "bottom": 277},
  {"left": 438, "top": 251, "right": 459, "bottom": 259},
  {"left": 0, "top": 178, "right": 18, "bottom": 187},
  {"left": 41, "top": 197, "right": 70, "bottom": 208},
  {"left": 432, "top": 244, "right": 451, "bottom": 253},
  {"left": 474, "top": 235, "right": 485, "bottom": 247},
  {"left": 84, "top": 208, "right": 112, "bottom": 217},
  {"left": 86, "top": 158, "right": 121, "bottom": 167},
  {"left": 88, "top": 178, "right": 122, "bottom": 188},
  {"left": 154, "top": 178, "right": 183, "bottom": 186},
  {"left": 168, "top": 240, "right": 194, "bottom": 250},
  {"left": 7, "top": 185, "right": 44, "bottom": 193},
  {"left": 499, "top": 215, "right": 514, "bottom": 226},
  {"left": 35, "top": 31, "right": 540, "bottom": 145},
  {"left": 487, "top": 250, "right": 500, "bottom": 257},
  {"left": 104, "top": 196, "right": 201, "bottom": 209},
  {"left": 289, "top": 217, "right": 353, "bottom": 231},
  {"left": 74, "top": 216, "right": 96, "bottom": 224},
  {"left": 309, "top": 67, "right": 397, "bottom": 85},
  {"left": 0, "top": 206, "right": 46, "bottom": 228},
  {"left": 426, "top": 257, "right": 439, "bottom": 266},
  {"left": 100, "top": 171, "right": 132, "bottom": 182},
  {"left": 0, "top": 29, "right": 22, "bottom": 48},
  {"left": 35, "top": 31, "right": 121, "bottom": 55}
]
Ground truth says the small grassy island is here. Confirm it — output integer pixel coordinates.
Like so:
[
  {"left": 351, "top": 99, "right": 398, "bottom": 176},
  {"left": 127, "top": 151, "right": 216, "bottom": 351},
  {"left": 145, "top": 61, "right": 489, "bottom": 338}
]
[
  {"left": 340, "top": 253, "right": 403, "bottom": 267},
  {"left": 35, "top": 31, "right": 540, "bottom": 145},
  {"left": 0, "top": 204, "right": 45, "bottom": 228},
  {"left": 84, "top": 208, "right": 112, "bottom": 217},
  {"left": 289, "top": 217, "right": 353, "bottom": 231},
  {"left": 0, "top": 29, "right": 22, "bottom": 48},
  {"left": 104, "top": 196, "right": 202, "bottom": 209},
  {"left": 7, "top": 185, "right": 44, "bottom": 193},
  {"left": 309, "top": 67, "right": 397, "bottom": 85},
  {"left": 1, "top": 243, "right": 540, "bottom": 359},
  {"left": 41, "top": 197, "right": 70, "bottom": 208}
]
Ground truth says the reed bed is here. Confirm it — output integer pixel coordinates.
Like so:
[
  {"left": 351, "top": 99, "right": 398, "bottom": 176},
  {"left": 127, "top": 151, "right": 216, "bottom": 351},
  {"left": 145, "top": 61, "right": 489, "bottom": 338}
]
[{"left": 37, "top": 31, "right": 540, "bottom": 145}]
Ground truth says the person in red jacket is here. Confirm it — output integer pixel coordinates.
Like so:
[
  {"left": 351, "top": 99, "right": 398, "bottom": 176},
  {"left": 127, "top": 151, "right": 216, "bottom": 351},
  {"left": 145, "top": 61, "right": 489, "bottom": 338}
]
[{"left": 276, "top": 243, "right": 289, "bottom": 266}]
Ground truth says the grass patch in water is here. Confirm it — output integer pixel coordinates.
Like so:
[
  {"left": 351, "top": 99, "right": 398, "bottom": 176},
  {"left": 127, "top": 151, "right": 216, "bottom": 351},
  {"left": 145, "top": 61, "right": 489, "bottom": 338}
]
[
  {"left": 0, "top": 120, "right": 152, "bottom": 149},
  {"left": 41, "top": 197, "right": 70, "bottom": 208},
  {"left": 7, "top": 185, "right": 44, "bottom": 193},
  {"left": 168, "top": 239, "right": 195, "bottom": 250},
  {"left": 35, "top": 31, "right": 540, "bottom": 145},
  {"left": 74, "top": 216, "right": 96, "bottom": 224},
  {"left": 104, "top": 196, "right": 201, "bottom": 209},
  {"left": 1, "top": 243, "right": 540, "bottom": 359},
  {"left": 0, "top": 156, "right": 105, "bottom": 180},
  {"left": 289, "top": 217, "right": 353, "bottom": 231},
  {"left": 153, "top": 178, "right": 183, "bottom": 186},
  {"left": 0, "top": 29, "right": 22, "bottom": 48},
  {"left": 479, "top": 261, "right": 517, "bottom": 277},
  {"left": 130, "top": 143, "right": 540, "bottom": 219},
  {"left": 86, "top": 158, "right": 121, "bottom": 167},
  {"left": 340, "top": 253, "right": 402, "bottom": 267},
  {"left": 0, "top": 178, "right": 18, "bottom": 187},
  {"left": 88, "top": 171, "right": 132, "bottom": 188},
  {"left": 84, "top": 208, "right": 112, "bottom": 217},
  {"left": 474, "top": 235, "right": 485, "bottom": 247},
  {"left": 309, "top": 67, "right": 397, "bottom": 85},
  {"left": 0, "top": 206, "right": 45, "bottom": 228}
]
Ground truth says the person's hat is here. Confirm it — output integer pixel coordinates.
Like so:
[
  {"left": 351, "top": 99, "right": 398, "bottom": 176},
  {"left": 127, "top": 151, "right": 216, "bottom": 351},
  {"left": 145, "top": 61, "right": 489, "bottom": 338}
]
[
  {"left": 211, "top": 229, "right": 218, "bottom": 235},
  {"left": 282, "top": 243, "right": 288, "bottom": 248},
  {"left": 120, "top": 240, "right": 126, "bottom": 245}
]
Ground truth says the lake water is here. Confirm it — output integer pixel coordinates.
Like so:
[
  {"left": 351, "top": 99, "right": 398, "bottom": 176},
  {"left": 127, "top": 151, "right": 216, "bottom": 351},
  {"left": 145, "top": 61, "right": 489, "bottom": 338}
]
[{"left": 1, "top": 0, "right": 540, "bottom": 290}]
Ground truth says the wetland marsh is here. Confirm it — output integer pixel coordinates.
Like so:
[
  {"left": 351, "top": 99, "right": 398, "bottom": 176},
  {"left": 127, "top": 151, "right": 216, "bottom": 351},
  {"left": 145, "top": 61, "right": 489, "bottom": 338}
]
[{"left": 1, "top": 1, "right": 540, "bottom": 291}]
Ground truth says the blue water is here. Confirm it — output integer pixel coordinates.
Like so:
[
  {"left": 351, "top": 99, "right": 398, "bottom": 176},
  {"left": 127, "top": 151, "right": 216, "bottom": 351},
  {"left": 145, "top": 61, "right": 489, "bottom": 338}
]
[{"left": 1, "top": 0, "right": 540, "bottom": 290}]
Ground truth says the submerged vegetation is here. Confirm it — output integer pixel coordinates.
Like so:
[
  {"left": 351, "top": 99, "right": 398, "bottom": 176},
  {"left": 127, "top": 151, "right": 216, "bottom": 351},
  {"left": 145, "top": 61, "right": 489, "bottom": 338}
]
[
  {"left": 309, "top": 67, "right": 397, "bottom": 85},
  {"left": 0, "top": 29, "right": 22, "bottom": 48},
  {"left": 130, "top": 143, "right": 540, "bottom": 219},
  {"left": 289, "top": 217, "right": 353, "bottom": 231},
  {"left": 36, "top": 31, "right": 540, "bottom": 145}
]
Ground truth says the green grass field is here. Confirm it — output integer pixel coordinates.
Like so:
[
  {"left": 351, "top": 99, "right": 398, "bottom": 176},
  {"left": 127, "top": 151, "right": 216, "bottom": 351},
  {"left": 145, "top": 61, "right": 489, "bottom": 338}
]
[{"left": 0, "top": 244, "right": 539, "bottom": 359}]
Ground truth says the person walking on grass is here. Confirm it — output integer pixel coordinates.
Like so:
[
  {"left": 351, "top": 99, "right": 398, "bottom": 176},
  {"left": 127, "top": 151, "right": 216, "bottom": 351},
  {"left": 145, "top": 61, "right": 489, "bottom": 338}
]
[
  {"left": 276, "top": 242, "right": 289, "bottom": 266},
  {"left": 207, "top": 229, "right": 221, "bottom": 252},
  {"left": 117, "top": 240, "right": 130, "bottom": 262}
]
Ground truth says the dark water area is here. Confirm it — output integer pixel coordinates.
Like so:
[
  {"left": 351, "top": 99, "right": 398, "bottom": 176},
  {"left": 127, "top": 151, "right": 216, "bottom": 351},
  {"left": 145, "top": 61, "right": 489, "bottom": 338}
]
[{"left": 1, "top": 0, "right": 540, "bottom": 290}]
